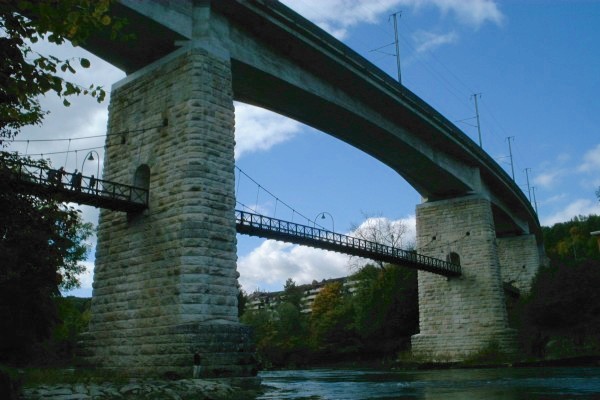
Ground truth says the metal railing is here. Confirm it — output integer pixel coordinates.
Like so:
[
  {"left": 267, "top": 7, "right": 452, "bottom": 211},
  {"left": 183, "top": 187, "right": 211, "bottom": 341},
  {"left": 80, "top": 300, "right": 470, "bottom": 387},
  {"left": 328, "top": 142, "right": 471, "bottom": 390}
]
[
  {"left": 235, "top": 210, "right": 461, "bottom": 277},
  {"left": 1, "top": 158, "right": 148, "bottom": 212}
]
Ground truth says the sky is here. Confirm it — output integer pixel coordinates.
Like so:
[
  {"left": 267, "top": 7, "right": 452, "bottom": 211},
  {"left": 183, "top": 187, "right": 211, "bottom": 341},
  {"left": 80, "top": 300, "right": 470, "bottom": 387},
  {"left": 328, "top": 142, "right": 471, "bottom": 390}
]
[{"left": 6, "top": 0, "right": 600, "bottom": 297}]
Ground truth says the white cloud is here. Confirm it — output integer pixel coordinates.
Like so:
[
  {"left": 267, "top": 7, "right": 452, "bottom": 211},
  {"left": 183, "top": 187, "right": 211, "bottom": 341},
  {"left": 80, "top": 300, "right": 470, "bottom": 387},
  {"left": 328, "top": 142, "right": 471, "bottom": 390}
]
[
  {"left": 78, "top": 260, "right": 95, "bottom": 290},
  {"left": 543, "top": 193, "right": 568, "bottom": 205},
  {"left": 237, "top": 215, "right": 417, "bottom": 293},
  {"left": 426, "top": 0, "right": 504, "bottom": 28},
  {"left": 280, "top": 0, "right": 400, "bottom": 39},
  {"left": 5, "top": 39, "right": 122, "bottom": 175},
  {"left": 541, "top": 199, "right": 600, "bottom": 227},
  {"left": 234, "top": 103, "right": 303, "bottom": 159},
  {"left": 280, "top": 0, "right": 503, "bottom": 39},
  {"left": 533, "top": 169, "right": 566, "bottom": 189},
  {"left": 412, "top": 30, "right": 458, "bottom": 53},
  {"left": 578, "top": 143, "right": 600, "bottom": 172},
  {"left": 237, "top": 240, "right": 352, "bottom": 293}
]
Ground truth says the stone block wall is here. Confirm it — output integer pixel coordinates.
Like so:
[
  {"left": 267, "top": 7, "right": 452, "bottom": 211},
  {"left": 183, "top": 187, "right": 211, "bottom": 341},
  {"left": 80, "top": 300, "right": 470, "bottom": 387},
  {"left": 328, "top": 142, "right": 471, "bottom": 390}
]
[
  {"left": 411, "top": 195, "right": 516, "bottom": 361},
  {"left": 497, "top": 234, "right": 541, "bottom": 295},
  {"left": 83, "top": 48, "right": 256, "bottom": 377}
]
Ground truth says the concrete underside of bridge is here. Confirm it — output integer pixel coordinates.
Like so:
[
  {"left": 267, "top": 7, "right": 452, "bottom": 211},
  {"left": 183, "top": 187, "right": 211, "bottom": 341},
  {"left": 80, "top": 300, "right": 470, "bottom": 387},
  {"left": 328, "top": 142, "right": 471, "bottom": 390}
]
[{"left": 81, "top": 0, "right": 545, "bottom": 375}]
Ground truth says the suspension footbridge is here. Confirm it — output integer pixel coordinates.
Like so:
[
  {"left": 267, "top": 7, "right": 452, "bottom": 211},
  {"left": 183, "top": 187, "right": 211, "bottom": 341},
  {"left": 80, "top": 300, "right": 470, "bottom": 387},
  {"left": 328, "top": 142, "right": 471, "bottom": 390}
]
[{"left": 2, "top": 155, "right": 460, "bottom": 277}]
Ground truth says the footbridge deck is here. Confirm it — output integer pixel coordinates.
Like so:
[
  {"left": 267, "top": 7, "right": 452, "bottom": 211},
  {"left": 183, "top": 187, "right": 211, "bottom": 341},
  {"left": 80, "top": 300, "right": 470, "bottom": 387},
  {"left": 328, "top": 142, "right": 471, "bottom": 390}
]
[
  {"left": 1, "top": 157, "right": 148, "bottom": 213},
  {"left": 235, "top": 210, "right": 461, "bottom": 277}
]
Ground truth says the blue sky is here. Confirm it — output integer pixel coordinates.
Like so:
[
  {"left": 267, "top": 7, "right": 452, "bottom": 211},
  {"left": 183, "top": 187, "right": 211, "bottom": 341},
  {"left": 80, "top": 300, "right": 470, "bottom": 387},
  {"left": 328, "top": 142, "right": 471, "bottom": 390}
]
[{"left": 7, "top": 0, "right": 600, "bottom": 296}]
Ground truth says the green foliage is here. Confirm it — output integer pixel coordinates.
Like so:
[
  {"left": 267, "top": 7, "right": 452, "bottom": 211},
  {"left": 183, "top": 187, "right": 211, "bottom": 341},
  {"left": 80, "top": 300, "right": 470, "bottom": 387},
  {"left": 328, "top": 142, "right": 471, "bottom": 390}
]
[
  {"left": 0, "top": 153, "right": 93, "bottom": 365},
  {"left": 0, "top": 0, "right": 128, "bottom": 139},
  {"left": 49, "top": 297, "right": 91, "bottom": 362},
  {"left": 518, "top": 258, "right": 600, "bottom": 358},
  {"left": 282, "top": 278, "right": 304, "bottom": 309},
  {"left": 310, "top": 282, "right": 356, "bottom": 355},
  {"left": 515, "top": 214, "right": 600, "bottom": 359},
  {"left": 237, "top": 287, "right": 247, "bottom": 317},
  {"left": 542, "top": 215, "right": 600, "bottom": 262},
  {"left": 352, "top": 264, "right": 418, "bottom": 354},
  {"left": 241, "top": 265, "right": 419, "bottom": 367},
  {"left": 241, "top": 280, "right": 310, "bottom": 367},
  {"left": 463, "top": 340, "right": 514, "bottom": 365}
]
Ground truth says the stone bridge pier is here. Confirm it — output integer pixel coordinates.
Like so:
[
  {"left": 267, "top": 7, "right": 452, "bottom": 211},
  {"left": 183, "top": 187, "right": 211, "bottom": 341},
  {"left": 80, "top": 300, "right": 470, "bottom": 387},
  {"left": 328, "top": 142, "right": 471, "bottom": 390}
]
[
  {"left": 81, "top": 44, "right": 257, "bottom": 378},
  {"left": 411, "top": 195, "right": 541, "bottom": 361}
]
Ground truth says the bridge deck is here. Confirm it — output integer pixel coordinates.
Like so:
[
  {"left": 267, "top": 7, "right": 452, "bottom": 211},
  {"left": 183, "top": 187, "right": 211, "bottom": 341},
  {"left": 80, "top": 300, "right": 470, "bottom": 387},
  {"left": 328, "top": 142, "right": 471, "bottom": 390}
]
[
  {"left": 1, "top": 158, "right": 148, "bottom": 212},
  {"left": 235, "top": 210, "right": 461, "bottom": 277}
]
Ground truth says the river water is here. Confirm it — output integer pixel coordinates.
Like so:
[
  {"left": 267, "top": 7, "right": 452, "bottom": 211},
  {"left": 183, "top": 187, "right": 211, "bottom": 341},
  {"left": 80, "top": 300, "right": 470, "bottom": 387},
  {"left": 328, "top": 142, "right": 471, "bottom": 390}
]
[{"left": 257, "top": 367, "right": 600, "bottom": 399}]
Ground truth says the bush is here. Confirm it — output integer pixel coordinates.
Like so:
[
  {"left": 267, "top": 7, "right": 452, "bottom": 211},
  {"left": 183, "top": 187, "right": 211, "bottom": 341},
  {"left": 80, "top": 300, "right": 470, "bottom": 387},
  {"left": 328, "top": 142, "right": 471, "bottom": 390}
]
[{"left": 518, "top": 259, "right": 600, "bottom": 358}]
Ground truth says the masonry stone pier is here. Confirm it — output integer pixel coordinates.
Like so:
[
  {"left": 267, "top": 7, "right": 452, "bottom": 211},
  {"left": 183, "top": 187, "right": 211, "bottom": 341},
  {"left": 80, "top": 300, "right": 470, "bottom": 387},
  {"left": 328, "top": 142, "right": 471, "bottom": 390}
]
[
  {"left": 411, "top": 195, "right": 519, "bottom": 361},
  {"left": 82, "top": 46, "right": 256, "bottom": 378},
  {"left": 497, "top": 234, "right": 543, "bottom": 295}
]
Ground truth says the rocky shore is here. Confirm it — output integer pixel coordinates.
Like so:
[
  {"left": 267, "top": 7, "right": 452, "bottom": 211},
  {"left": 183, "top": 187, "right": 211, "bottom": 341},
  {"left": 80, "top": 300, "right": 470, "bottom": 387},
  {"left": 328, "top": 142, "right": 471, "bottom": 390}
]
[{"left": 22, "top": 378, "right": 261, "bottom": 400}]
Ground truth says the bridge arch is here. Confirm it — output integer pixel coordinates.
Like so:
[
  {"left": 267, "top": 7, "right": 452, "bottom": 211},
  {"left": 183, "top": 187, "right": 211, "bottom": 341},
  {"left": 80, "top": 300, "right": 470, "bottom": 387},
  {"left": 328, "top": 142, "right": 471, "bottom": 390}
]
[
  {"left": 133, "top": 164, "right": 150, "bottom": 190},
  {"left": 446, "top": 252, "right": 461, "bottom": 267}
]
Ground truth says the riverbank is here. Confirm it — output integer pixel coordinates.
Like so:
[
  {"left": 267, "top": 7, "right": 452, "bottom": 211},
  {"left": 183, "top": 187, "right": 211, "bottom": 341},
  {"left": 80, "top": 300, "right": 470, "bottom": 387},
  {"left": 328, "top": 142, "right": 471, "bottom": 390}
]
[
  {"left": 258, "top": 354, "right": 600, "bottom": 373},
  {"left": 395, "top": 355, "right": 600, "bottom": 371},
  {"left": 21, "top": 377, "right": 262, "bottom": 400}
]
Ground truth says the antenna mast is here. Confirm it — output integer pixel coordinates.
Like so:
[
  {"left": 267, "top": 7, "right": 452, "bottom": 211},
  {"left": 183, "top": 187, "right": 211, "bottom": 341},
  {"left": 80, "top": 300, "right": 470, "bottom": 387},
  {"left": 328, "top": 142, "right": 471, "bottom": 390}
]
[
  {"left": 524, "top": 167, "right": 532, "bottom": 202},
  {"left": 472, "top": 93, "right": 482, "bottom": 147},
  {"left": 391, "top": 11, "right": 402, "bottom": 83},
  {"left": 506, "top": 136, "right": 515, "bottom": 180}
]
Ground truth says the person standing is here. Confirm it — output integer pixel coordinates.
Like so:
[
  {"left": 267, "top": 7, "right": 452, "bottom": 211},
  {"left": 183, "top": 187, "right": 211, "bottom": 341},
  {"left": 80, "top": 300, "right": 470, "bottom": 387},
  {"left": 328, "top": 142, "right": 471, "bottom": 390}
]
[
  {"left": 88, "top": 175, "right": 96, "bottom": 194},
  {"left": 73, "top": 171, "right": 83, "bottom": 192},
  {"left": 193, "top": 352, "right": 202, "bottom": 379},
  {"left": 70, "top": 169, "right": 78, "bottom": 190},
  {"left": 57, "top": 167, "right": 65, "bottom": 188}
]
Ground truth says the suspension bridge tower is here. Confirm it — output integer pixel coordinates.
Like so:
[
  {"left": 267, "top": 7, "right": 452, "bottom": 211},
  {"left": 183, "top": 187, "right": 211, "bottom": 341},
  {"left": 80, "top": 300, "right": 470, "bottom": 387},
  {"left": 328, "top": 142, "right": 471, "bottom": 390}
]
[{"left": 80, "top": 4, "right": 256, "bottom": 378}]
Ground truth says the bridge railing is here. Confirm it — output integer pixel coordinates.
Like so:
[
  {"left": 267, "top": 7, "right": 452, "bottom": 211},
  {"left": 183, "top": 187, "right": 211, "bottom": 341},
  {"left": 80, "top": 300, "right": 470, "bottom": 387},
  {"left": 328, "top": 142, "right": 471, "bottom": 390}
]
[
  {"left": 1, "top": 156, "right": 149, "bottom": 210},
  {"left": 236, "top": 210, "right": 461, "bottom": 277}
]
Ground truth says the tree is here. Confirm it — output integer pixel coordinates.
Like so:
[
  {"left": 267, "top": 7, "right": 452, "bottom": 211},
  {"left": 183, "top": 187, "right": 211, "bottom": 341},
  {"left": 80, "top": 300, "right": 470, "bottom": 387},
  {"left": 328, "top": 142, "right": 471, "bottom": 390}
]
[
  {"left": 519, "top": 259, "right": 600, "bottom": 357},
  {"left": 282, "top": 278, "right": 304, "bottom": 310},
  {"left": 349, "top": 212, "right": 413, "bottom": 269},
  {"left": 352, "top": 264, "right": 418, "bottom": 354},
  {"left": 0, "top": 0, "right": 127, "bottom": 139},
  {"left": 310, "top": 281, "right": 356, "bottom": 356},
  {"left": 0, "top": 152, "right": 93, "bottom": 365},
  {"left": 240, "top": 280, "right": 311, "bottom": 367},
  {"left": 542, "top": 215, "right": 600, "bottom": 262}
]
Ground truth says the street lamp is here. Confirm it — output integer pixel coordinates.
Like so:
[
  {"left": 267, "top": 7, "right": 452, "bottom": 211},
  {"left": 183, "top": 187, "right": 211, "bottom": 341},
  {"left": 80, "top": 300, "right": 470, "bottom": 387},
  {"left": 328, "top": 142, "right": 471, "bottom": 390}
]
[
  {"left": 314, "top": 211, "right": 335, "bottom": 232},
  {"left": 81, "top": 150, "right": 100, "bottom": 177}
]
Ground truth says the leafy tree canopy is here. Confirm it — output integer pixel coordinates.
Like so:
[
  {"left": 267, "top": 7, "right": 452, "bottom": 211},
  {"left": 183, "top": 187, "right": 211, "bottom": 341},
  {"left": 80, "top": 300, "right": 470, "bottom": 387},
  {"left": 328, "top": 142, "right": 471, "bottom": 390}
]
[
  {"left": 542, "top": 214, "right": 600, "bottom": 262},
  {"left": 0, "top": 0, "right": 126, "bottom": 139},
  {"left": 352, "top": 264, "right": 418, "bottom": 345},
  {"left": 519, "top": 258, "right": 600, "bottom": 357},
  {"left": 0, "top": 152, "right": 93, "bottom": 365}
]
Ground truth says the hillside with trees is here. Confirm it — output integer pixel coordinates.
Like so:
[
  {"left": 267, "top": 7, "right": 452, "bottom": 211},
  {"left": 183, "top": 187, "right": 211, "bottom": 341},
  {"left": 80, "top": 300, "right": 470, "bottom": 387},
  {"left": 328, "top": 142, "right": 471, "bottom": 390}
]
[{"left": 241, "top": 265, "right": 418, "bottom": 368}]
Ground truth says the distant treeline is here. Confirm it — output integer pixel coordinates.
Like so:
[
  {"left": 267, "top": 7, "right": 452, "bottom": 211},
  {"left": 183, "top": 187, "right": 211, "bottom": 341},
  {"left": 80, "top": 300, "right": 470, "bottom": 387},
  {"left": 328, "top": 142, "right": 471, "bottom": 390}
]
[{"left": 241, "top": 265, "right": 418, "bottom": 368}]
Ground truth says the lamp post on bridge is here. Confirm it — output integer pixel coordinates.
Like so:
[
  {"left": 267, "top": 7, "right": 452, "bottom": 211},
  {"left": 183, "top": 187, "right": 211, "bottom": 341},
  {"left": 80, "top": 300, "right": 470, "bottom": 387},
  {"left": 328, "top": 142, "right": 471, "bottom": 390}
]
[
  {"left": 82, "top": 150, "right": 100, "bottom": 192},
  {"left": 314, "top": 211, "right": 335, "bottom": 232}
]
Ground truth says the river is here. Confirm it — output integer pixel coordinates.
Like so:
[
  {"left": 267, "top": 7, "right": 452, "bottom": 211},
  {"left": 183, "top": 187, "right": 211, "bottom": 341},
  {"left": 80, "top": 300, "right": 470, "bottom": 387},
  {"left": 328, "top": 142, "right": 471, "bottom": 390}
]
[{"left": 257, "top": 367, "right": 600, "bottom": 399}]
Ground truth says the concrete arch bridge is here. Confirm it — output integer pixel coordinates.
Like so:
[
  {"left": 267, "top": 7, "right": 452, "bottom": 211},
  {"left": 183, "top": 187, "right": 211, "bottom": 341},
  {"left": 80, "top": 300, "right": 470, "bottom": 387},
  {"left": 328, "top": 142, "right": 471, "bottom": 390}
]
[{"left": 75, "top": 0, "right": 544, "bottom": 377}]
